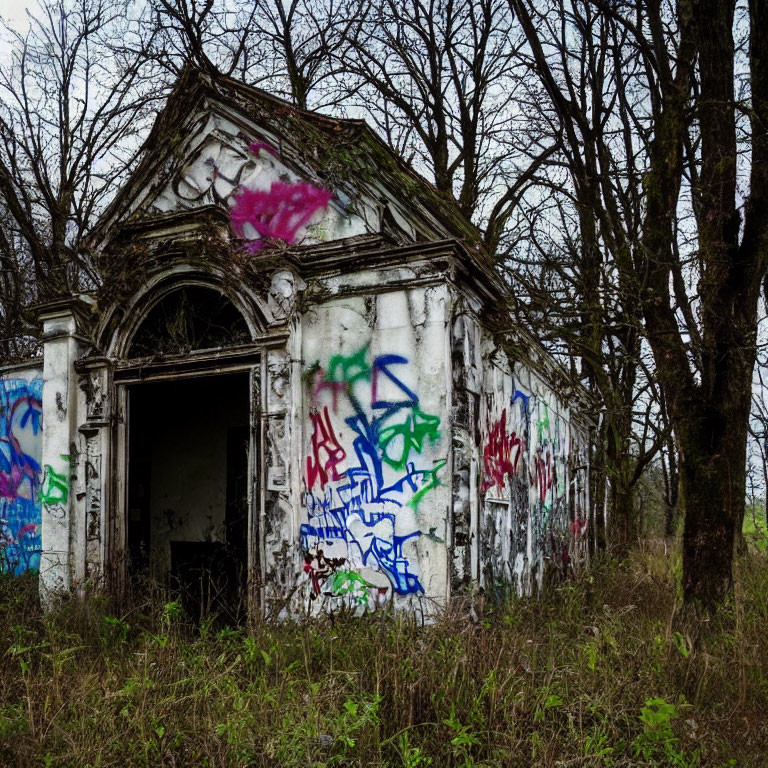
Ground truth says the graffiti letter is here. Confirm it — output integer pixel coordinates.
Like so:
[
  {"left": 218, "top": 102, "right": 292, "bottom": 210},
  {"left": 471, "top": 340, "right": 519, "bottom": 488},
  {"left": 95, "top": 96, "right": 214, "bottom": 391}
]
[
  {"left": 481, "top": 409, "right": 525, "bottom": 493},
  {"left": 306, "top": 407, "right": 347, "bottom": 490}
]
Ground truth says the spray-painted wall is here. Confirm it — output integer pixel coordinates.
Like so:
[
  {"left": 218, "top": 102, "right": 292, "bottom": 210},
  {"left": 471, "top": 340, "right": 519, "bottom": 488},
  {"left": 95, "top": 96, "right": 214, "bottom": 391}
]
[
  {"left": 132, "top": 111, "right": 414, "bottom": 254},
  {"left": 9, "top": 78, "right": 597, "bottom": 614},
  {"left": 273, "top": 282, "right": 451, "bottom": 616},
  {"left": 0, "top": 367, "right": 44, "bottom": 575},
  {"left": 19, "top": 262, "right": 593, "bottom": 614},
  {"left": 451, "top": 311, "right": 590, "bottom": 598}
]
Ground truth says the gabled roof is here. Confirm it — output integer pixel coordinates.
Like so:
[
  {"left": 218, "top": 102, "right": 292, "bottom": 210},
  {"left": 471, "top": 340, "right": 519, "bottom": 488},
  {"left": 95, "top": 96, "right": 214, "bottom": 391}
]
[{"left": 89, "top": 65, "right": 487, "bottom": 259}]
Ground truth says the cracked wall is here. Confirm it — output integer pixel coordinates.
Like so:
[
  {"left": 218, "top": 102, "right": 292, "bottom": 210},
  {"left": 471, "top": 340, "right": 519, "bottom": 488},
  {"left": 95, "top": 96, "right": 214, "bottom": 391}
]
[
  {"left": 290, "top": 282, "right": 451, "bottom": 616},
  {"left": 451, "top": 311, "right": 591, "bottom": 598}
]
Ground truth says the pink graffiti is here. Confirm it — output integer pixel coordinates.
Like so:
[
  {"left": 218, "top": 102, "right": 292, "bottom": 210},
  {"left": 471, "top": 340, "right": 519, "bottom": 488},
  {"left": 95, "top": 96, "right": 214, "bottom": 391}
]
[
  {"left": 534, "top": 447, "right": 554, "bottom": 504},
  {"left": 481, "top": 409, "right": 525, "bottom": 493},
  {"left": 0, "top": 466, "right": 24, "bottom": 499},
  {"left": 248, "top": 141, "right": 278, "bottom": 157},
  {"left": 229, "top": 180, "right": 332, "bottom": 252},
  {"left": 306, "top": 407, "right": 347, "bottom": 490}
]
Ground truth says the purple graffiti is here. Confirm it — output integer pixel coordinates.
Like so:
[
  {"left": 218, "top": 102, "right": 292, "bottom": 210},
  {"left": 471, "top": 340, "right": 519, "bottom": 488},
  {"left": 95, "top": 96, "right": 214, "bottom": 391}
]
[
  {"left": 229, "top": 180, "right": 332, "bottom": 252},
  {"left": 1, "top": 377, "right": 43, "bottom": 575}
]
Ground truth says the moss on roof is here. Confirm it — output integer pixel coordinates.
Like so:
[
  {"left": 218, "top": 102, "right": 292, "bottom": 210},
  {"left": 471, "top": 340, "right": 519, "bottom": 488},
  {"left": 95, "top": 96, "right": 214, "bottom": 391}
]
[{"left": 133, "top": 65, "right": 487, "bottom": 258}]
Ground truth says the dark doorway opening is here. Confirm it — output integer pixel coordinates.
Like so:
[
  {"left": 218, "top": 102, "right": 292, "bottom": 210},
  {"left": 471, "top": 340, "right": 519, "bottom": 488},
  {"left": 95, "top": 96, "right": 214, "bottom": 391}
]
[{"left": 127, "top": 372, "right": 250, "bottom": 623}]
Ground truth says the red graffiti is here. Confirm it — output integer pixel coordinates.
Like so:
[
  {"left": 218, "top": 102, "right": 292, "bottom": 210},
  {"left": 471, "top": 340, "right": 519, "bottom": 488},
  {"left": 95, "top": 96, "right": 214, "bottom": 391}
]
[
  {"left": 306, "top": 407, "right": 347, "bottom": 489},
  {"left": 571, "top": 518, "right": 588, "bottom": 537},
  {"left": 229, "top": 180, "right": 332, "bottom": 252},
  {"left": 534, "top": 447, "right": 554, "bottom": 504},
  {"left": 17, "top": 522, "right": 37, "bottom": 538},
  {"left": 481, "top": 409, "right": 525, "bottom": 493}
]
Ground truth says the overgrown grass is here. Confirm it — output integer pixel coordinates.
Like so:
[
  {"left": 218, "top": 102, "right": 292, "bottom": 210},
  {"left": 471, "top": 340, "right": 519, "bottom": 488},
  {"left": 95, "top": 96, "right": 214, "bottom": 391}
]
[
  {"left": 743, "top": 508, "right": 768, "bottom": 551},
  {"left": 1, "top": 545, "right": 766, "bottom": 767}
]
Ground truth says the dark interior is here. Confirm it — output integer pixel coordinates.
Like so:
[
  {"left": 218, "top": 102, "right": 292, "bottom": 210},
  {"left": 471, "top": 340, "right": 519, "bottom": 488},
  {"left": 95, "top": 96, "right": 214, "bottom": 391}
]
[{"left": 127, "top": 372, "right": 250, "bottom": 623}]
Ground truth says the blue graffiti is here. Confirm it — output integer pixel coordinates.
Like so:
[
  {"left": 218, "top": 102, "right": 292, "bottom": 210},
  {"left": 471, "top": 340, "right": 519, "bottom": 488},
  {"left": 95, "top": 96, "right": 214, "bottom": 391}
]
[
  {"left": 0, "top": 377, "right": 43, "bottom": 574},
  {"left": 511, "top": 389, "right": 531, "bottom": 416},
  {"left": 300, "top": 484, "right": 425, "bottom": 595},
  {"left": 304, "top": 348, "right": 445, "bottom": 596}
]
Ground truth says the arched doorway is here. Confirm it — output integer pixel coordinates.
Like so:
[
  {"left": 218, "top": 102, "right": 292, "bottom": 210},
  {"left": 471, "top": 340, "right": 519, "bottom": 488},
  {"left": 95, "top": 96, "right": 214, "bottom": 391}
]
[{"left": 116, "top": 283, "right": 259, "bottom": 623}]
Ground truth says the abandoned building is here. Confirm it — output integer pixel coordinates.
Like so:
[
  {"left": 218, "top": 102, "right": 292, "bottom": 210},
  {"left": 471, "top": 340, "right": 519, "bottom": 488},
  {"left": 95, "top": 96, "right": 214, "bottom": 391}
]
[{"left": 0, "top": 68, "right": 595, "bottom": 619}]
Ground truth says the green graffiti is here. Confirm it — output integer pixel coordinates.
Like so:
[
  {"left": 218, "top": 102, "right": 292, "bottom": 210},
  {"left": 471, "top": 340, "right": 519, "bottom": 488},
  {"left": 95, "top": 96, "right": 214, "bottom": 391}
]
[
  {"left": 408, "top": 459, "right": 447, "bottom": 512},
  {"left": 326, "top": 569, "right": 374, "bottom": 605},
  {"left": 537, "top": 402, "right": 550, "bottom": 442},
  {"left": 326, "top": 345, "right": 371, "bottom": 385},
  {"left": 40, "top": 455, "right": 69, "bottom": 506},
  {"left": 379, "top": 408, "right": 441, "bottom": 470}
]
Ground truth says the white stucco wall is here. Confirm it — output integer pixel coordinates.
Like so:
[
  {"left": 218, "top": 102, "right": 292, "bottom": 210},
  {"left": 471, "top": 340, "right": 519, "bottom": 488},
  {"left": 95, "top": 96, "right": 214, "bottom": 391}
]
[
  {"left": 139, "top": 111, "right": 376, "bottom": 251},
  {"left": 22, "top": 261, "right": 593, "bottom": 618},
  {"left": 38, "top": 311, "right": 81, "bottom": 597},
  {"left": 282, "top": 281, "right": 452, "bottom": 615},
  {"left": 451, "top": 310, "right": 591, "bottom": 598}
]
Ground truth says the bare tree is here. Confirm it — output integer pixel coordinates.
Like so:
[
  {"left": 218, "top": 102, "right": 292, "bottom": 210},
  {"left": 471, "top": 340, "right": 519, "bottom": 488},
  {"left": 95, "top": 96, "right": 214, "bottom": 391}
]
[
  {"left": 340, "top": 0, "right": 523, "bottom": 223},
  {"left": 511, "top": 0, "right": 768, "bottom": 609},
  {"left": 144, "top": 0, "right": 359, "bottom": 111},
  {"left": 749, "top": 342, "right": 768, "bottom": 531},
  {"left": 0, "top": 0, "right": 163, "bottom": 325},
  {"left": 238, "top": 0, "right": 361, "bottom": 110},
  {"left": 0, "top": 204, "right": 39, "bottom": 361},
  {"left": 488, "top": 0, "right": 663, "bottom": 553}
]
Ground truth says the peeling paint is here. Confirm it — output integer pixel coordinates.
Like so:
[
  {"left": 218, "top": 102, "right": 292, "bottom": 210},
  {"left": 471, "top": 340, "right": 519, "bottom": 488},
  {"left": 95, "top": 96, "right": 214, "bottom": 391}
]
[{"left": 451, "top": 312, "right": 591, "bottom": 597}]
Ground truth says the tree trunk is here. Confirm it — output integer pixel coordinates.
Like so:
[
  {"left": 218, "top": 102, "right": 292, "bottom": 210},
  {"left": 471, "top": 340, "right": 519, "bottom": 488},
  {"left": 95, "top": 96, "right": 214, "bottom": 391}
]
[
  {"left": 664, "top": 501, "right": 678, "bottom": 538},
  {"left": 678, "top": 373, "right": 752, "bottom": 606},
  {"left": 604, "top": 392, "right": 637, "bottom": 555},
  {"left": 680, "top": 457, "right": 737, "bottom": 606},
  {"left": 611, "top": 477, "right": 637, "bottom": 556}
]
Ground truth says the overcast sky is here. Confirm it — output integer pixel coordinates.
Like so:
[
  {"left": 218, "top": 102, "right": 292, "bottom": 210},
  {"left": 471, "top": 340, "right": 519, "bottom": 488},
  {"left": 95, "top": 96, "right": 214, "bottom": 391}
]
[{"left": 1, "top": 0, "right": 33, "bottom": 31}]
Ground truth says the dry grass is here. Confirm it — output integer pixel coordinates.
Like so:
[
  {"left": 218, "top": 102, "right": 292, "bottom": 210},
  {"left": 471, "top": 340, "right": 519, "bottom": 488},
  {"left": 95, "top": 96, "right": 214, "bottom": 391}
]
[{"left": 1, "top": 542, "right": 766, "bottom": 767}]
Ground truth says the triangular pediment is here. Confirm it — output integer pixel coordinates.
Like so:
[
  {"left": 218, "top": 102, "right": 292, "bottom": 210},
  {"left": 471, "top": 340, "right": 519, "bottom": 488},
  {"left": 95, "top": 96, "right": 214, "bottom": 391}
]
[
  {"left": 92, "top": 68, "right": 485, "bottom": 256},
  {"left": 99, "top": 104, "right": 374, "bottom": 252}
]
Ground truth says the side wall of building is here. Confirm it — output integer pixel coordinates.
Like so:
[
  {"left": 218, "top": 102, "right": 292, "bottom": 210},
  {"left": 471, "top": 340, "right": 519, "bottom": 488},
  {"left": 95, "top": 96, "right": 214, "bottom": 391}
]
[
  {"left": 1, "top": 365, "right": 44, "bottom": 575},
  {"left": 451, "top": 306, "right": 591, "bottom": 598},
  {"left": 262, "top": 274, "right": 453, "bottom": 616}
]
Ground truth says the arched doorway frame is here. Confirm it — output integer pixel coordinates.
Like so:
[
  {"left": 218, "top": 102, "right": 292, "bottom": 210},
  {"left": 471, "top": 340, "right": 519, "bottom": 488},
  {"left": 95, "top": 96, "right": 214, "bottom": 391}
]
[{"left": 99, "top": 266, "right": 288, "bottom": 617}]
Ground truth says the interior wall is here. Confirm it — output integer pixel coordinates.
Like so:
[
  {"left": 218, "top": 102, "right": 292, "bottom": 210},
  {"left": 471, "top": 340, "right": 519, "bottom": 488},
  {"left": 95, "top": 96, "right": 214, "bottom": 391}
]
[{"left": 128, "top": 373, "right": 249, "bottom": 577}]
